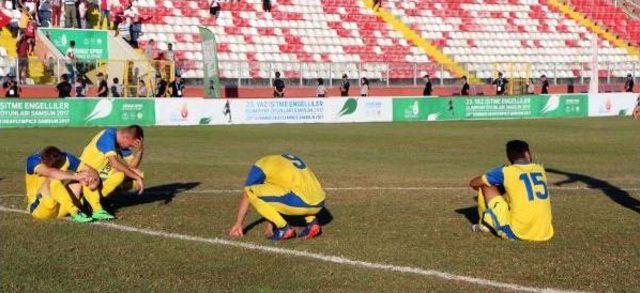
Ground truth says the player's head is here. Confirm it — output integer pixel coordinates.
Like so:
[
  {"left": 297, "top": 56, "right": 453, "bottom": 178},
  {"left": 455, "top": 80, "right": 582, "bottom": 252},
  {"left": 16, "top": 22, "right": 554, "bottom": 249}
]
[
  {"left": 117, "top": 125, "right": 144, "bottom": 148},
  {"left": 506, "top": 140, "right": 531, "bottom": 164},
  {"left": 40, "top": 146, "right": 66, "bottom": 169},
  {"left": 275, "top": 71, "right": 280, "bottom": 78}
]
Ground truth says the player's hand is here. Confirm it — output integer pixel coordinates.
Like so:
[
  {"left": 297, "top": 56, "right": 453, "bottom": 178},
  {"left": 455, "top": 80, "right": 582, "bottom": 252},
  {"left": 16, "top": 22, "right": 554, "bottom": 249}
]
[
  {"left": 131, "top": 168, "right": 144, "bottom": 179},
  {"left": 229, "top": 224, "right": 244, "bottom": 238},
  {"left": 135, "top": 177, "right": 145, "bottom": 195},
  {"left": 133, "top": 138, "right": 144, "bottom": 150}
]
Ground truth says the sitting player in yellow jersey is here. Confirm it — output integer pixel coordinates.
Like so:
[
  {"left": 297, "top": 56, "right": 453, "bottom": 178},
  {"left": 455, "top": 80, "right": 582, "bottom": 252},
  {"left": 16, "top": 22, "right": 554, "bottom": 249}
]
[
  {"left": 78, "top": 125, "right": 145, "bottom": 220},
  {"left": 229, "top": 154, "right": 326, "bottom": 240},
  {"left": 25, "top": 146, "right": 100, "bottom": 223},
  {"left": 469, "top": 140, "right": 554, "bottom": 241}
]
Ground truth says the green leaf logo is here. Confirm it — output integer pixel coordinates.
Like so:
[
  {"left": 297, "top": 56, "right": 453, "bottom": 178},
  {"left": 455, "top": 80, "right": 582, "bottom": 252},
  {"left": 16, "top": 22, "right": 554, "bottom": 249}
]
[
  {"left": 338, "top": 98, "right": 358, "bottom": 117},
  {"left": 199, "top": 117, "right": 212, "bottom": 125}
]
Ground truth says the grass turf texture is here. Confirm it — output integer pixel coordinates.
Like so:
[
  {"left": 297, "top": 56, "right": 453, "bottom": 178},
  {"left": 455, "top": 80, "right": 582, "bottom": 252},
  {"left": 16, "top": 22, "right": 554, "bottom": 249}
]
[{"left": 1, "top": 117, "right": 638, "bottom": 292}]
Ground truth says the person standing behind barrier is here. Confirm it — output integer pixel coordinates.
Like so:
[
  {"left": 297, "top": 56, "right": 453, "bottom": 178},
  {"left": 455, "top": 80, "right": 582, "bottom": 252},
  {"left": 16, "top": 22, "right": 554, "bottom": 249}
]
[
  {"left": 96, "top": 72, "right": 108, "bottom": 97},
  {"left": 65, "top": 40, "right": 77, "bottom": 82},
  {"left": 110, "top": 77, "right": 122, "bottom": 97},
  {"left": 63, "top": 0, "right": 78, "bottom": 28},
  {"left": 540, "top": 75, "right": 549, "bottom": 94},
  {"left": 340, "top": 74, "right": 350, "bottom": 97},
  {"left": 423, "top": 74, "right": 432, "bottom": 96},
  {"left": 78, "top": 0, "right": 88, "bottom": 28},
  {"left": 273, "top": 71, "right": 285, "bottom": 97},
  {"left": 169, "top": 74, "right": 184, "bottom": 98},
  {"left": 316, "top": 78, "right": 326, "bottom": 97},
  {"left": 56, "top": 74, "right": 72, "bottom": 98},
  {"left": 3, "top": 74, "right": 21, "bottom": 98},
  {"left": 625, "top": 74, "right": 634, "bottom": 93},
  {"left": 137, "top": 80, "right": 148, "bottom": 97},
  {"left": 360, "top": 77, "right": 369, "bottom": 97},
  {"left": 210, "top": 0, "right": 221, "bottom": 19},
  {"left": 51, "top": 0, "right": 61, "bottom": 27},
  {"left": 98, "top": 0, "right": 110, "bottom": 29},
  {"left": 492, "top": 72, "right": 508, "bottom": 95},
  {"left": 155, "top": 74, "right": 167, "bottom": 97},
  {"left": 38, "top": 0, "right": 53, "bottom": 27},
  {"left": 461, "top": 76, "right": 470, "bottom": 96},
  {"left": 16, "top": 35, "right": 30, "bottom": 82}
]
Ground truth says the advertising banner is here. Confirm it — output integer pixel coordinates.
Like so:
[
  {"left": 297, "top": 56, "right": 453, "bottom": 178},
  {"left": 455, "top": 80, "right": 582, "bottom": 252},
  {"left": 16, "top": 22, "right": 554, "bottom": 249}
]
[
  {"left": 0, "top": 98, "right": 155, "bottom": 128},
  {"left": 40, "top": 28, "right": 109, "bottom": 60},
  {"left": 393, "top": 95, "right": 588, "bottom": 122},
  {"left": 587, "top": 93, "right": 637, "bottom": 117},
  {"left": 154, "top": 99, "right": 229, "bottom": 125}
]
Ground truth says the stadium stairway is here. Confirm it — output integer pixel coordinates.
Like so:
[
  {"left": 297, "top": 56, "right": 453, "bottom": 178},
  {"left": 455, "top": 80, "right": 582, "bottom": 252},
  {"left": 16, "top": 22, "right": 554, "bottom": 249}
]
[
  {"left": 548, "top": 0, "right": 640, "bottom": 57},
  {"left": 361, "top": 0, "right": 476, "bottom": 82}
]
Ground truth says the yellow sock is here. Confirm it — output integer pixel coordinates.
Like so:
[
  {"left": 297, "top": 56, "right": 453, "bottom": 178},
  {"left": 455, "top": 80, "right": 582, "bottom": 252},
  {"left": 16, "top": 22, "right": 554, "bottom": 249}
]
[
  {"left": 101, "top": 171, "right": 125, "bottom": 198},
  {"left": 477, "top": 189, "right": 487, "bottom": 224},
  {"left": 49, "top": 180, "right": 79, "bottom": 216},
  {"left": 83, "top": 185, "right": 103, "bottom": 212},
  {"left": 246, "top": 191, "right": 288, "bottom": 228}
]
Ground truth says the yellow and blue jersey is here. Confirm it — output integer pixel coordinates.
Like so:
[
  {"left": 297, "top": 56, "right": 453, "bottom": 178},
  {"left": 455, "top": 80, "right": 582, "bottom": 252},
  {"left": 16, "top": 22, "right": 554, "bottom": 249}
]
[
  {"left": 98, "top": 147, "right": 134, "bottom": 180},
  {"left": 482, "top": 162, "right": 554, "bottom": 241},
  {"left": 80, "top": 128, "right": 121, "bottom": 171},
  {"left": 245, "top": 154, "right": 325, "bottom": 206},
  {"left": 25, "top": 152, "right": 80, "bottom": 205}
]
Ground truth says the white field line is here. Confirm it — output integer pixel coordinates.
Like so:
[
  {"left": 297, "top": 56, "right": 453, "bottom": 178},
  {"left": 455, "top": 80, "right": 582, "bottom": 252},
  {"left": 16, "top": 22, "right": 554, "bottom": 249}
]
[
  {"left": 0, "top": 205, "right": 581, "bottom": 293},
  {"left": 0, "top": 185, "right": 638, "bottom": 198}
]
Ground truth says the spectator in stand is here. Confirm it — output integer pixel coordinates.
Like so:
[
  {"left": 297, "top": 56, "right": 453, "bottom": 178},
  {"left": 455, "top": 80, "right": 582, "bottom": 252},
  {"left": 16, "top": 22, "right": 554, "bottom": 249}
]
[
  {"left": 96, "top": 72, "right": 108, "bottom": 97},
  {"left": 210, "top": 0, "right": 221, "bottom": 19},
  {"left": 63, "top": 0, "right": 78, "bottom": 28},
  {"left": 137, "top": 79, "right": 148, "bottom": 97},
  {"left": 262, "top": 0, "right": 271, "bottom": 13},
  {"left": 118, "top": 18, "right": 132, "bottom": 44},
  {"left": 461, "top": 75, "right": 470, "bottom": 96},
  {"left": 273, "top": 71, "right": 285, "bottom": 97},
  {"left": 169, "top": 74, "right": 184, "bottom": 98},
  {"left": 24, "top": 18, "right": 36, "bottom": 52},
  {"left": 16, "top": 35, "right": 30, "bottom": 82},
  {"left": 540, "top": 74, "right": 549, "bottom": 94},
  {"left": 155, "top": 74, "right": 167, "bottom": 97},
  {"left": 316, "top": 78, "right": 326, "bottom": 97},
  {"left": 51, "top": 0, "right": 61, "bottom": 27},
  {"left": 492, "top": 71, "right": 508, "bottom": 95},
  {"left": 38, "top": 0, "right": 53, "bottom": 27},
  {"left": 3, "top": 73, "right": 21, "bottom": 98},
  {"left": 360, "top": 77, "right": 369, "bottom": 97},
  {"left": 423, "top": 74, "right": 432, "bottom": 96},
  {"left": 144, "top": 39, "right": 155, "bottom": 59},
  {"left": 65, "top": 40, "right": 77, "bottom": 82},
  {"left": 98, "top": 0, "right": 111, "bottom": 29},
  {"left": 110, "top": 77, "right": 122, "bottom": 97},
  {"left": 625, "top": 73, "right": 634, "bottom": 92},
  {"left": 56, "top": 73, "right": 72, "bottom": 98},
  {"left": 340, "top": 74, "right": 350, "bottom": 96},
  {"left": 78, "top": 0, "right": 88, "bottom": 28},
  {"left": 372, "top": 0, "right": 382, "bottom": 11}
]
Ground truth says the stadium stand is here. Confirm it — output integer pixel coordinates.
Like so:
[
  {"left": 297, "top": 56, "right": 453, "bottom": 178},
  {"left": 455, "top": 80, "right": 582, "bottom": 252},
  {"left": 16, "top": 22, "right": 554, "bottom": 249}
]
[
  {"left": 131, "top": 0, "right": 639, "bottom": 80},
  {"left": 566, "top": 0, "right": 640, "bottom": 45}
]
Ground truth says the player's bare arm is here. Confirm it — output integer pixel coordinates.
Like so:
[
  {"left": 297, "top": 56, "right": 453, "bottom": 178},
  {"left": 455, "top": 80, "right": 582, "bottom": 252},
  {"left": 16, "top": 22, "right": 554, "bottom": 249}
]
[
  {"left": 35, "top": 165, "right": 85, "bottom": 182},
  {"left": 229, "top": 191, "right": 251, "bottom": 238},
  {"left": 129, "top": 138, "right": 144, "bottom": 169}
]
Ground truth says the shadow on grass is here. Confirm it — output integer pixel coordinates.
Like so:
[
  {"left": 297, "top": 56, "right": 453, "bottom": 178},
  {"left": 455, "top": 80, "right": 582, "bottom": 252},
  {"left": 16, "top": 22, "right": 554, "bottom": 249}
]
[
  {"left": 243, "top": 207, "right": 334, "bottom": 234},
  {"left": 456, "top": 206, "right": 479, "bottom": 224},
  {"left": 105, "top": 182, "right": 201, "bottom": 213},
  {"left": 547, "top": 168, "right": 639, "bottom": 214}
]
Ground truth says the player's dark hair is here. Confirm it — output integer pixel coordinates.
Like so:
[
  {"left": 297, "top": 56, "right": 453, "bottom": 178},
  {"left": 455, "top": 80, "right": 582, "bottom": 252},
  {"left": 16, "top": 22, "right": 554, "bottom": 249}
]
[
  {"left": 40, "top": 146, "right": 66, "bottom": 169},
  {"left": 506, "top": 140, "right": 529, "bottom": 163},
  {"left": 123, "top": 125, "right": 144, "bottom": 139}
]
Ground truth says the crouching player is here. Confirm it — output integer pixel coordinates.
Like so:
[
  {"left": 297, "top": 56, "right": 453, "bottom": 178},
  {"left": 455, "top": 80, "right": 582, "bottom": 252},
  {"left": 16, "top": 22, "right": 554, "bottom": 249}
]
[
  {"left": 468, "top": 140, "right": 554, "bottom": 241},
  {"left": 229, "top": 154, "right": 326, "bottom": 240},
  {"left": 78, "top": 125, "right": 145, "bottom": 220},
  {"left": 25, "top": 146, "right": 100, "bottom": 222}
]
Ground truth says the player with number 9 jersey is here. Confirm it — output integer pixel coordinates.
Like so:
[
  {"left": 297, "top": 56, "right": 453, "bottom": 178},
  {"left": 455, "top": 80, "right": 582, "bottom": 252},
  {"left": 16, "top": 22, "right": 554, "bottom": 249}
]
[{"left": 229, "top": 154, "right": 326, "bottom": 241}]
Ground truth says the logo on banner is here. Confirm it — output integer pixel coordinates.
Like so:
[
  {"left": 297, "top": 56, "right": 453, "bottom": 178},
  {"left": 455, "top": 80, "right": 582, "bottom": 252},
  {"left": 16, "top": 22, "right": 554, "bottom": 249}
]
[
  {"left": 86, "top": 99, "right": 113, "bottom": 123},
  {"left": 180, "top": 103, "right": 189, "bottom": 119},
  {"left": 541, "top": 95, "right": 560, "bottom": 114},
  {"left": 337, "top": 98, "right": 358, "bottom": 117}
]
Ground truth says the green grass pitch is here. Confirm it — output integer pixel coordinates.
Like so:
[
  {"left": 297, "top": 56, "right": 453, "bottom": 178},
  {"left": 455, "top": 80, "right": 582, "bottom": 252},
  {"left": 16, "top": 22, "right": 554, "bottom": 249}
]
[{"left": 1, "top": 117, "right": 638, "bottom": 292}]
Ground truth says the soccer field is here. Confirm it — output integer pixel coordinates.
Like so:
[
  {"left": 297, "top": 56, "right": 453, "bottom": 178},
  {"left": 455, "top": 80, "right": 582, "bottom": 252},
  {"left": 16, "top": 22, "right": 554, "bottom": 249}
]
[{"left": 1, "top": 117, "right": 638, "bottom": 292}]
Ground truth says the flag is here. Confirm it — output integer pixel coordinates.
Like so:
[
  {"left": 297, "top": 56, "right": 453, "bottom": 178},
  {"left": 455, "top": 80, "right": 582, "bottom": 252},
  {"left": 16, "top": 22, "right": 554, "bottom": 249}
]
[{"left": 198, "top": 26, "right": 222, "bottom": 98}]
